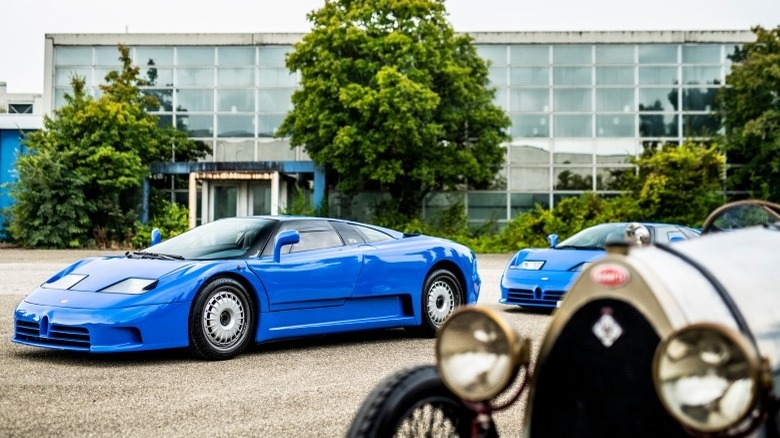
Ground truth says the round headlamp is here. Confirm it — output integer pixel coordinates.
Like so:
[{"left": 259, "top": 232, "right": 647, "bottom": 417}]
[
  {"left": 653, "top": 323, "right": 761, "bottom": 433},
  {"left": 436, "top": 306, "right": 527, "bottom": 402}
]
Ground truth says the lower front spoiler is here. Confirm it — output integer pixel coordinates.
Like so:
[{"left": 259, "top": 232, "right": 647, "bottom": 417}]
[{"left": 13, "top": 301, "right": 190, "bottom": 353}]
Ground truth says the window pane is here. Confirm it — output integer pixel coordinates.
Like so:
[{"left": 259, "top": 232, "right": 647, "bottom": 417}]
[
  {"left": 553, "top": 46, "right": 591, "bottom": 64},
  {"left": 596, "top": 88, "right": 634, "bottom": 112},
  {"left": 258, "top": 88, "right": 294, "bottom": 112},
  {"left": 554, "top": 115, "right": 592, "bottom": 137},
  {"left": 553, "top": 67, "right": 591, "bottom": 85},
  {"left": 8, "top": 104, "right": 33, "bottom": 114},
  {"left": 136, "top": 47, "right": 174, "bottom": 66},
  {"left": 258, "top": 138, "right": 296, "bottom": 159},
  {"left": 142, "top": 89, "right": 174, "bottom": 112},
  {"left": 510, "top": 88, "right": 549, "bottom": 112},
  {"left": 177, "top": 89, "right": 214, "bottom": 111},
  {"left": 683, "top": 88, "right": 718, "bottom": 111},
  {"left": 683, "top": 114, "right": 720, "bottom": 136},
  {"left": 554, "top": 168, "right": 593, "bottom": 190},
  {"left": 511, "top": 115, "right": 549, "bottom": 138},
  {"left": 55, "top": 47, "right": 91, "bottom": 65},
  {"left": 258, "top": 115, "right": 286, "bottom": 137},
  {"left": 55, "top": 68, "right": 91, "bottom": 86},
  {"left": 467, "top": 193, "right": 507, "bottom": 221},
  {"left": 510, "top": 142, "right": 550, "bottom": 164},
  {"left": 510, "top": 45, "right": 549, "bottom": 65},
  {"left": 639, "top": 113, "right": 678, "bottom": 137},
  {"left": 177, "top": 47, "right": 215, "bottom": 66},
  {"left": 488, "top": 67, "right": 508, "bottom": 86},
  {"left": 218, "top": 115, "right": 255, "bottom": 137},
  {"left": 639, "top": 88, "right": 677, "bottom": 111},
  {"left": 259, "top": 68, "right": 297, "bottom": 86},
  {"left": 95, "top": 47, "right": 122, "bottom": 66},
  {"left": 176, "top": 68, "right": 214, "bottom": 86},
  {"left": 553, "top": 140, "right": 592, "bottom": 164},
  {"left": 218, "top": 67, "right": 255, "bottom": 87},
  {"left": 217, "top": 89, "right": 255, "bottom": 112},
  {"left": 639, "top": 67, "right": 679, "bottom": 85},
  {"left": 258, "top": 46, "right": 291, "bottom": 66},
  {"left": 683, "top": 66, "right": 722, "bottom": 85},
  {"left": 510, "top": 193, "right": 549, "bottom": 215},
  {"left": 596, "top": 115, "right": 635, "bottom": 137},
  {"left": 595, "top": 139, "right": 639, "bottom": 164},
  {"left": 554, "top": 89, "right": 591, "bottom": 112},
  {"left": 682, "top": 45, "right": 720, "bottom": 64},
  {"left": 179, "top": 114, "right": 214, "bottom": 136},
  {"left": 510, "top": 167, "right": 551, "bottom": 190},
  {"left": 216, "top": 139, "right": 254, "bottom": 161},
  {"left": 218, "top": 47, "right": 255, "bottom": 65},
  {"left": 597, "top": 167, "right": 634, "bottom": 189},
  {"left": 638, "top": 45, "right": 677, "bottom": 64},
  {"left": 476, "top": 45, "right": 507, "bottom": 65},
  {"left": 510, "top": 67, "right": 549, "bottom": 85},
  {"left": 595, "top": 45, "right": 634, "bottom": 64},
  {"left": 142, "top": 67, "right": 173, "bottom": 86},
  {"left": 596, "top": 67, "right": 634, "bottom": 85}
]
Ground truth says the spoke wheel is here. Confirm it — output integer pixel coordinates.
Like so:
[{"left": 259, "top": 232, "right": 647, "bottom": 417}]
[
  {"left": 189, "top": 277, "right": 254, "bottom": 360},
  {"left": 347, "top": 365, "right": 482, "bottom": 438}
]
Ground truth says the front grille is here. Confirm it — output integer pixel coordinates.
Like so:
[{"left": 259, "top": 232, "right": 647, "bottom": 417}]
[
  {"left": 15, "top": 320, "right": 91, "bottom": 351},
  {"left": 528, "top": 299, "right": 687, "bottom": 438},
  {"left": 506, "top": 288, "right": 565, "bottom": 306}
]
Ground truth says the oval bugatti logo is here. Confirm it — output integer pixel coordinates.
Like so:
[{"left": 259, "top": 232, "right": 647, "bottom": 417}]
[{"left": 590, "top": 264, "right": 630, "bottom": 288}]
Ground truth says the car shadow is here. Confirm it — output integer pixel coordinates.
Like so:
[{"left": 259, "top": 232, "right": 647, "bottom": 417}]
[{"left": 501, "top": 306, "right": 555, "bottom": 316}]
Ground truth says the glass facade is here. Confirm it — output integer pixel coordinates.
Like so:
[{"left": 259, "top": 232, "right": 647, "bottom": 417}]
[{"left": 49, "top": 33, "right": 745, "bottom": 224}]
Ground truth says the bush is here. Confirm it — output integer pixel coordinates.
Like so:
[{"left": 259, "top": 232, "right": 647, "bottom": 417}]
[{"left": 131, "top": 200, "right": 189, "bottom": 248}]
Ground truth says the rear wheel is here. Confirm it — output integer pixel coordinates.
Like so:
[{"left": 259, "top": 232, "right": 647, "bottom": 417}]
[
  {"left": 189, "top": 277, "right": 254, "bottom": 360},
  {"left": 418, "top": 269, "right": 463, "bottom": 337},
  {"left": 346, "top": 365, "right": 480, "bottom": 438}
]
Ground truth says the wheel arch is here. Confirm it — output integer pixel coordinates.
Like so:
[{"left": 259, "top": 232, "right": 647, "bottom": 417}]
[
  {"left": 189, "top": 271, "right": 262, "bottom": 328},
  {"left": 426, "top": 260, "right": 466, "bottom": 299}
]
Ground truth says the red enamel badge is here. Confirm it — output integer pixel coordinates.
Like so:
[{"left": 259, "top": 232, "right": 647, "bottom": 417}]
[{"left": 590, "top": 264, "right": 630, "bottom": 288}]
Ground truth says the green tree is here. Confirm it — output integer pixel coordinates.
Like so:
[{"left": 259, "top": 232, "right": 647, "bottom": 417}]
[
  {"left": 277, "top": 0, "right": 509, "bottom": 221},
  {"left": 718, "top": 26, "right": 780, "bottom": 201},
  {"left": 10, "top": 46, "right": 209, "bottom": 247},
  {"left": 619, "top": 142, "right": 725, "bottom": 226}
]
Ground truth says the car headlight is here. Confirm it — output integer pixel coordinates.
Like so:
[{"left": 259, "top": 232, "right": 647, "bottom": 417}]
[
  {"left": 436, "top": 306, "right": 529, "bottom": 402},
  {"left": 653, "top": 323, "right": 762, "bottom": 433},
  {"left": 101, "top": 278, "right": 158, "bottom": 294},
  {"left": 573, "top": 262, "right": 593, "bottom": 272},
  {"left": 517, "top": 260, "right": 544, "bottom": 270}
]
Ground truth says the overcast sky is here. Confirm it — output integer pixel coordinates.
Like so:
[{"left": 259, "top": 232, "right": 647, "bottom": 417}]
[{"left": 1, "top": 0, "right": 778, "bottom": 94}]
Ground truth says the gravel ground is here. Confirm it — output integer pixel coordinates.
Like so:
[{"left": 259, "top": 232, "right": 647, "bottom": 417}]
[{"left": 0, "top": 249, "right": 551, "bottom": 437}]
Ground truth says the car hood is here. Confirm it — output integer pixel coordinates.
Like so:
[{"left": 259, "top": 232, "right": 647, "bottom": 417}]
[
  {"left": 517, "top": 248, "right": 604, "bottom": 271},
  {"left": 23, "top": 257, "right": 194, "bottom": 308}
]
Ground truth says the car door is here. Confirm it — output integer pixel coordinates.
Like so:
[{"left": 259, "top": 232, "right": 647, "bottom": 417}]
[{"left": 247, "top": 220, "right": 365, "bottom": 311}]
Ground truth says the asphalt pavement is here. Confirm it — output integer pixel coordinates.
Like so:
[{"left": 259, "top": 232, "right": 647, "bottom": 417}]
[{"left": 0, "top": 249, "right": 551, "bottom": 437}]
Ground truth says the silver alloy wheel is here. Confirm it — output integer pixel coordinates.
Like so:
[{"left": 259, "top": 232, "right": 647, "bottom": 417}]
[
  {"left": 202, "top": 290, "right": 246, "bottom": 351},
  {"left": 427, "top": 280, "right": 455, "bottom": 328}
]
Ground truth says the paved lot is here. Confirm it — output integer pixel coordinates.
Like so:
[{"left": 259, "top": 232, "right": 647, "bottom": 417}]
[{"left": 0, "top": 249, "right": 551, "bottom": 437}]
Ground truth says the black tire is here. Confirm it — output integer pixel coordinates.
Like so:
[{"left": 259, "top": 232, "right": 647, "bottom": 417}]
[
  {"left": 346, "top": 365, "right": 480, "bottom": 438},
  {"left": 416, "top": 269, "right": 463, "bottom": 337},
  {"left": 188, "top": 277, "right": 254, "bottom": 360}
]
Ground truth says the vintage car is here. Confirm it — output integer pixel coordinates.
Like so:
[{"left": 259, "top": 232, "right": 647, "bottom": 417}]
[
  {"left": 13, "top": 217, "right": 480, "bottom": 360},
  {"left": 347, "top": 200, "right": 780, "bottom": 438}
]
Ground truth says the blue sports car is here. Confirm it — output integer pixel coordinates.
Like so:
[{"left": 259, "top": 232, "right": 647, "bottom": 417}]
[
  {"left": 13, "top": 217, "right": 481, "bottom": 360},
  {"left": 499, "top": 222, "right": 698, "bottom": 310}
]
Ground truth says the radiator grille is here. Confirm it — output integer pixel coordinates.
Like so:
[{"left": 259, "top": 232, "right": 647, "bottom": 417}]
[
  {"left": 528, "top": 299, "right": 687, "bottom": 437},
  {"left": 15, "top": 320, "right": 91, "bottom": 351},
  {"left": 505, "top": 288, "right": 565, "bottom": 307}
]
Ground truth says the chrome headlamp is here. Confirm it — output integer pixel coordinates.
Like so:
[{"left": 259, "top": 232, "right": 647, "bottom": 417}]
[
  {"left": 436, "top": 306, "right": 529, "bottom": 402},
  {"left": 653, "top": 323, "right": 763, "bottom": 433}
]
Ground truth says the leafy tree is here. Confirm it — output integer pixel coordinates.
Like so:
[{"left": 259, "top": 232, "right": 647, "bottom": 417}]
[
  {"left": 718, "top": 26, "right": 780, "bottom": 201},
  {"left": 278, "top": 0, "right": 510, "bottom": 220},
  {"left": 10, "top": 46, "right": 209, "bottom": 247}
]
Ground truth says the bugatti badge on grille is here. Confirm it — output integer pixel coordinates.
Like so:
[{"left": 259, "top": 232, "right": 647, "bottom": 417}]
[{"left": 592, "top": 308, "right": 622, "bottom": 347}]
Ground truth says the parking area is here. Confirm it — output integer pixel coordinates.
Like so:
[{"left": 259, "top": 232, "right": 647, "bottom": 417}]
[{"left": 0, "top": 250, "right": 550, "bottom": 437}]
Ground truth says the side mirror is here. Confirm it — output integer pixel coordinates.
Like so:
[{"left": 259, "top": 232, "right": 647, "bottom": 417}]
[
  {"left": 273, "top": 230, "right": 300, "bottom": 263},
  {"left": 150, "top": 228, "right": 162, "bottom": 246},
  {"left": 547, "top": 234, "right": 558, "bottom": 248}
]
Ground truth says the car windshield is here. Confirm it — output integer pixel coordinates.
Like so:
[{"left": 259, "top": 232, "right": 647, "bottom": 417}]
[
  {"left": 144, "top": 218, "right": 277, "bottom": 260},
  {"left": 555, "top": 223, "right": 631, "bottom": 250}
]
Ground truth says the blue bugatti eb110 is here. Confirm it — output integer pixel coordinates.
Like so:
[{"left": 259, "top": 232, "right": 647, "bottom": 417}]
[{"left": 13, "top": 217, "right": 481, "bottom": 360}]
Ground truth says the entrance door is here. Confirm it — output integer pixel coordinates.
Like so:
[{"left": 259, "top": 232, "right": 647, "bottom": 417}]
[
  {"left": 212, "top": 184, "right": 239, "bottom": 220},
  {"left": 250, "top": 181, "right": 272, "bottom": 216}
]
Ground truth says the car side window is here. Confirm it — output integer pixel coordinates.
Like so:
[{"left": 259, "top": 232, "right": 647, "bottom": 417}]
[
  {"left": 262, "top": 220, "right": 345, "bottom": 256},
  {"left": 332, "top": 222, "right": 365, "bottom": 246},
  {"left": 354, "top": 225, "right": 394, "bottom": 243}
]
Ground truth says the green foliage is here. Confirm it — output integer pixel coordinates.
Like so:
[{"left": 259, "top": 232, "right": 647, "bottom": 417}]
[
  {"left": 281, "top": 185, "right": 318, "bottom": 216},
  {"left": 717, "top": 26, "right": 780, "bottom": 201},
  {"left": 10, "top": 45, "right": 209, "bottom": 248},
  {"left": 131, "top": 199, "right": 190, "bottom": 249},
  {"left": 278, "top": 0, "right": 510, "bottom": 220}
]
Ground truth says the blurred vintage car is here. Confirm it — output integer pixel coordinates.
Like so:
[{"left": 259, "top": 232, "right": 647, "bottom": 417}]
[{"left": 347, "top": 200, "right": 780, "bottom": 438}]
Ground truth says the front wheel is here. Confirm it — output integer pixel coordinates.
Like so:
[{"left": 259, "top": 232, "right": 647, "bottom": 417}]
[
  {"left": 346, "top": 365, "right": 482, "bottom": 438},
  {"left": 418, "top": 269, "right": 463, "bottom": 337},
  {"left": 189, "top": 277, "right": 254, "bottom": 360}
]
